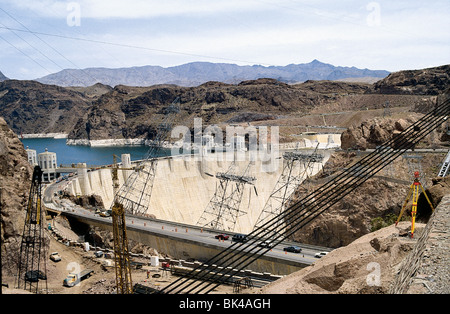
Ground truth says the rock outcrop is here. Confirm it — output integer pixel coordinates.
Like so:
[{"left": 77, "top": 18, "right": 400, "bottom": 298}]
[
  {"left": 340, "top": 116, "right": 420, "bottom": 150},
  {"left": 288, "top": 151, "right": 447, "bottom": 248},
  {"left": 260, "top": 221, "right": 418, "bottom": 294},
  {"left": 0, "top": 117, "right": 33, "bottom": 274},
  {"left": 373, "top": 64, "right": 450, "bottom": 95},
  {"left": 0, "top": 80, "right": 91, "bottom": 134},
  {"left": 340, "top": 114, "right": 448, "bottom": 151}
]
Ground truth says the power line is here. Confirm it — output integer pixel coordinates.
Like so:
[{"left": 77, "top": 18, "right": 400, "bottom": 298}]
[
  {"left": 0, "top": 25, "right": 275, "bottom": 67},
  {"left": 159, "top": 98, "right": 449, "bottom": 294},
  {"left": 0, "top": 33, "right": 53, "bottom": 76},
  {"left": 0, "top": 8, "right": 99, "bottom": 85}
]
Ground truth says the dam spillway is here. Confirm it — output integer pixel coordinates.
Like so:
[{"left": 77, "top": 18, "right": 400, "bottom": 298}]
[{"left": 64, "top": 149, "right": 332, "bottom": 234}]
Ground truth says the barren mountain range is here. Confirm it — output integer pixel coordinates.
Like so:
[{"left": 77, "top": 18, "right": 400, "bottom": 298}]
[{"left": 35, "top": 60, "right": 390, "bottom": 87}]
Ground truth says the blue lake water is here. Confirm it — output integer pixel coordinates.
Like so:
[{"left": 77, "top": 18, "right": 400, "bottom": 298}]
[{"left": 20, "top": 138, "right": 170, "bottom": 166}]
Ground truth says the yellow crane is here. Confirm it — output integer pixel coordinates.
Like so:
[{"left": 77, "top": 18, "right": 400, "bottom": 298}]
[
  {"left": 111, "top": 155, "right": 134, "bottom": 294},
  {"left": 62, "top": 155, "right": 136, "bottom": 293}
]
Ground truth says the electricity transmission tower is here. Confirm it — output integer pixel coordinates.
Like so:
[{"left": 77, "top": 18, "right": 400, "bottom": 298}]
[
  {"left": 197, "top": 162, "right": 256, "bottom": 232},
  {"left": 114, "top": 97, "right": 180, "bottom": 216},
  {"left": 16, "top": 166, "right": 48, "bottom": 294},
  {"left": 253, "top": 148, "right": 323, "bottom": 238}
]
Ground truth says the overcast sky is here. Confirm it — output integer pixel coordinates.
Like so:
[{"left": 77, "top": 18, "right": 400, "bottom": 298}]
[{"left": 1, "top": 0, "right": 449, "bottom": 80}]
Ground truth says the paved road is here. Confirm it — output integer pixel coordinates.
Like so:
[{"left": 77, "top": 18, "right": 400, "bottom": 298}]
[{"left": 43, "top": 179, "right": 331, "bottom": 267}]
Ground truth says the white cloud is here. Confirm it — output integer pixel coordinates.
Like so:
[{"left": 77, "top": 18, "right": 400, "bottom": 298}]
[{"left": 5, "top": 0, "right": 263, "bottom": 19}]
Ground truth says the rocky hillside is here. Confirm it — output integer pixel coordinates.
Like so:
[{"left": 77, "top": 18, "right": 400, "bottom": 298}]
[
  {"left": 260, "top": 221, "right": 418, "bottom": 294},
  {"left": 373, "top": 64, "right": 450, "bottom": 95},
  {"left": 0, "top": 117, "right": 34, "bottom": 275},
  {"left": 69, "top": 79, "right": 331, "bottom": 142},
  {"left": 259, "top": 184, "right": 450, "bottom": 294},
  {"left": 288, "top": 147, "right": 448, "bottom": 249},
  {"left": 0, "top": 80, "right": 91, "bottom": 134},
  {"left": 0, "top": 64, "right": 446, "bottom": 143}
]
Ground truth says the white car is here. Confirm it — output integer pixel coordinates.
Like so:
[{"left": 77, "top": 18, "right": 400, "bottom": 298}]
[
  {"left": 258, "top": 240, "right": 273, "bottom": 248},
  {"left": 50, "top": 252, "right": 61, "bottom": 262},
  {"left": 315, "top": 252, "right": 328, "bottom": 258}
]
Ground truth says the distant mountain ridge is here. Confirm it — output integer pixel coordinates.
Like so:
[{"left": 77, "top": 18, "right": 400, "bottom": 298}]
[{"left": 35, "top": 60, "right": 390, "bottom": 87}]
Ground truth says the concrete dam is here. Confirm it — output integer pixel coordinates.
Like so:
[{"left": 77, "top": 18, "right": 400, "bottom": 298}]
[{"left": 64, "top": 148, "right": 332, "bottom": 234}]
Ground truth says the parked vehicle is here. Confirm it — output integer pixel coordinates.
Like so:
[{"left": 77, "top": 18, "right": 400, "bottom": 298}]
[
  {"left": 215, "top": 234, "right": 229, "bottom": 240},
  {"left": 94, "top": 251, "right": 104, "bottom": 258},
  {"left": 283, "top": 246, "right": 302, "bottom": 253},
  {"left": 50, "top": 252, "right": 61, "bottom": 262},
  {"left": 63, "top": 269, "right": 94, "bottom": 287},
  {"left": 232, "top": 234, "right": 248, "bottom": 243},
  {"left": 315, "top": 252, "right": 328, "bottom": 258},
  {"left": 99, "top": 210, "right": 110, "bottom": 217}
]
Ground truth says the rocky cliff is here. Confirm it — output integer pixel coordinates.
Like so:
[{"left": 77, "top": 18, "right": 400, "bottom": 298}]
[
  {"left": 288, "top": 150, "right": 448, "bottom": 248},
  {"left": 68, "top": 79, "right": 327, "bottom": 142},
  {"left": 0, "top": 80, "right": 91, "bottom": 134},
  {"left": 0, "top": 117, "right": 33, "bottom": 275},
  {"left": 1, "top": 64, "right": 446, "bottom": 142},
  {"left": 373, "top": 64, "right": 450, "bottom": 95}
]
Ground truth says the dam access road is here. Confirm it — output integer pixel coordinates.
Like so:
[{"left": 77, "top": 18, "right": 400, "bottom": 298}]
[{"left": 43, "top": 178, "right": 333, "bottom": 276}]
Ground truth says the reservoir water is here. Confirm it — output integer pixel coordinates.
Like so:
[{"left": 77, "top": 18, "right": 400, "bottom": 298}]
[{"left": 20, "top": 138, "right": 170, "bottom": 166}]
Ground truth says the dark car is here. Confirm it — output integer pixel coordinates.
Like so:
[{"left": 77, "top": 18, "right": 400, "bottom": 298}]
[
  {"left": 25, "top": 270, "right": 47, "bottom": 282},
  {"left": 215, "top": 234, "right": 229, "bottom": 240},
  {"left": 232, "top": 234, "right": 248, "bottom": 243},
  {"left": 283, "top": 246, "right": 302, "bottom": 253}
]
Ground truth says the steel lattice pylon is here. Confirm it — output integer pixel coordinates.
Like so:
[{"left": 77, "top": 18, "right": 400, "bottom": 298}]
[
  {"left": 197, "top": 162, "right": 256, "bottom": 232},
  {"left": 253, "top": 148, "right": 323, "bottom": 237},
  {"left": 16, "top": 166, "right": 48, "bottom": 294},
  {"left": 113, "top": 97, "right": 180, "bottom": 216}
]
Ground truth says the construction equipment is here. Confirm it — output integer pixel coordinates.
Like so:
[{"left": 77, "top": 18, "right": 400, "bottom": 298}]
[
  {"left": 16, "top": 166, "right": 48, "bottom": 293},
  {"left": 108, "top": 97, "right": 180, "bottom": 293},
  {"left": 111, "top": 155, "right": 133, "bottom": 294},
  {"left": 63, "top": 269, "right": 94, "bottom": 287},
  {"left": 395, "top": 171, "right": 434, "bottom": 237}
]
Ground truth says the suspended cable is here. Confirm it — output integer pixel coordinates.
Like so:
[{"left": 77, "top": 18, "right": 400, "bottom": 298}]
[{"left": 159, "top": 99, "right": 449, "bottom": 294}]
